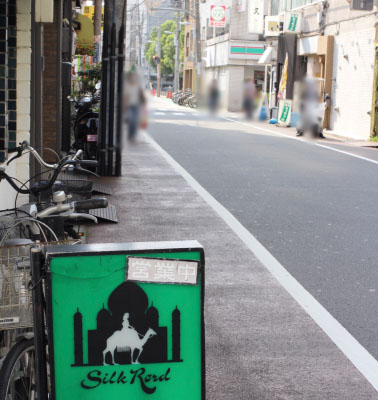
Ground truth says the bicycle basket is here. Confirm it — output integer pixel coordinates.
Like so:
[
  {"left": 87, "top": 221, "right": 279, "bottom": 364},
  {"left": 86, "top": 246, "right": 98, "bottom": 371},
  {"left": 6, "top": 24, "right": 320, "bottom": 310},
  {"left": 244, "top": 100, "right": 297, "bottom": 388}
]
[{"left": 0, "top": 243, "right": 33, "bottom": 330}]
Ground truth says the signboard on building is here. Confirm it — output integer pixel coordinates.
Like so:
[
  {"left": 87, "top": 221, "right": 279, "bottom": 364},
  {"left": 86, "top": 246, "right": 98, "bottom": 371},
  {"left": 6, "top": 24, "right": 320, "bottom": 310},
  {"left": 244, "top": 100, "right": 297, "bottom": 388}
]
[
  {"left": 229, "top": 42, "right": 265, "bottom": 60},
  {"left": 210, "top": 5, "right": 226, "bottom": 27},
  {"left": 264, "top": 16, "right": 280, "bottom": 37},
  {"left": 284, "top": 11, "right": 302, "bottom": 33},
  {"left": 278, "top": 99, "right": 292, "bottom": 126},
  {"left": 236, "top": 0, "right": 247, "bottom": 12},
  {"left": 350, "top": 0, "right": 373, "bottom": 10},
  {"left": 45, "top": 241, "right": 205, "bottom": 400},
  {"left": 248, "top": 0, "right": 265, "bottom": 34},
  {"left": 83, "top": 6, "right": 105, "bottom": 31}
]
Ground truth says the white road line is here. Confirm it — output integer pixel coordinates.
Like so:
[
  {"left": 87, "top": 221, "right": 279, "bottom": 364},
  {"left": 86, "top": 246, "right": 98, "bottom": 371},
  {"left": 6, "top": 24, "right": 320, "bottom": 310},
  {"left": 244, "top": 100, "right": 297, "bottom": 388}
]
[
  {"left": 223, "top": 117, "right": 378, "bottom": 165},
  {"left": 173, "top": 112, "right": 185, "bottom": 116},
  {"left": 154, "top": 112, "right": 166, "bottom": 115},
  {"left": 146, "top": 132, "right": 378, "bottom": 393}
]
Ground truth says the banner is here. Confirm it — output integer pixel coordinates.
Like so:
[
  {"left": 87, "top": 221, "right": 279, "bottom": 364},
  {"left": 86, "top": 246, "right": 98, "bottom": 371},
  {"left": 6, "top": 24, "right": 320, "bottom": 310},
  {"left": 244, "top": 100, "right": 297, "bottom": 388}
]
[
  {"left": 248, "top": 0, "right": 265, "bottom": 34},
  {"left": 210, "top": 5, "right": 226, "bottom": 27}
]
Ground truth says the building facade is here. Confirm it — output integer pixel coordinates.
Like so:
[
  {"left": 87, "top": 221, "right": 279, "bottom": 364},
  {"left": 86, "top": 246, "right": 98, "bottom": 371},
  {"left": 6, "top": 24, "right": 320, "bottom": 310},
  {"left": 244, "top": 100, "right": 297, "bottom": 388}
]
[
  {"left": 200, "top": 0, "right": 268, "bottom": 111},
  {"left": 268, "top": 0, "right": 378, "bottom": 140}
]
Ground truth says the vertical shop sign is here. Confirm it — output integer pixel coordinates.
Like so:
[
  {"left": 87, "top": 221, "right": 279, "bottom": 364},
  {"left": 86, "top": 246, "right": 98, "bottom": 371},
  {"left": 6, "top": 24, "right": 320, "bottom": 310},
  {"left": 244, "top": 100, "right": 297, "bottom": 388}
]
[{"left": 248, "top": 0, "right": 265, "bottom": 34}]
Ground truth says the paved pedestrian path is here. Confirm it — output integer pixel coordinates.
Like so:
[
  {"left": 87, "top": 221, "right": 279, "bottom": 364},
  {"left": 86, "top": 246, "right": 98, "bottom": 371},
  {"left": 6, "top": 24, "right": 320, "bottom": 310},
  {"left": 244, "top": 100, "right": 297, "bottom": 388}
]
[{"left": 88, "top": 134, "right": 378, "bottom": 399}]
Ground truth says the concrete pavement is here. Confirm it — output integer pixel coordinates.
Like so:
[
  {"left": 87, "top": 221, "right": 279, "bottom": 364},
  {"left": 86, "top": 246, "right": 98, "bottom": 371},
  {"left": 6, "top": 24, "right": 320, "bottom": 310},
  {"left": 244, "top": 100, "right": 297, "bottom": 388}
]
[{"left": 88, "top": 132, "right": 378, "bottom": 399}]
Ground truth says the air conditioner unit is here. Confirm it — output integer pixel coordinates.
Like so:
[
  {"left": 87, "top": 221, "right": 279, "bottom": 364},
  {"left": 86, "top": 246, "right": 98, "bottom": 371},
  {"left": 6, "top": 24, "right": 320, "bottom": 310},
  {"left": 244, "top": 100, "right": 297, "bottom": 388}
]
[{"left": 264, "top": 16, "right": 280, "bottom": 37}]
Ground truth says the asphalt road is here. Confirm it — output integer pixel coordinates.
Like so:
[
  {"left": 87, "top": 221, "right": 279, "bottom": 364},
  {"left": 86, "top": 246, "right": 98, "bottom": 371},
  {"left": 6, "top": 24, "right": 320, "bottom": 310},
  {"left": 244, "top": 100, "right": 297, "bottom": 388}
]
[{"left": 148, "top": 102, "right": 378, "bottom": 361}]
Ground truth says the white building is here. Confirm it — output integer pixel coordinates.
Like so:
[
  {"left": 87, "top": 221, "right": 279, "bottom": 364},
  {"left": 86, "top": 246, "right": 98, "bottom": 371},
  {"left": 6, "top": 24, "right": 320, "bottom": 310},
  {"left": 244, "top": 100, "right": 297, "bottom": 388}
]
[
  {"left": 268, "top": 0, "right": 378, "bottom": 140},
  {"left": 201, "top": 0, "right": 269, "bottom": 111}
]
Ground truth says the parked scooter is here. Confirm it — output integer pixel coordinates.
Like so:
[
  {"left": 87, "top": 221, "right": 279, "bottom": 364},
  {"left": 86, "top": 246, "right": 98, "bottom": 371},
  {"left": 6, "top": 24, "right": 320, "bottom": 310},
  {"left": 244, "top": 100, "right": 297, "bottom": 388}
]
[{"left": 70, "top": 84, "right": 101, "bottom": 160}]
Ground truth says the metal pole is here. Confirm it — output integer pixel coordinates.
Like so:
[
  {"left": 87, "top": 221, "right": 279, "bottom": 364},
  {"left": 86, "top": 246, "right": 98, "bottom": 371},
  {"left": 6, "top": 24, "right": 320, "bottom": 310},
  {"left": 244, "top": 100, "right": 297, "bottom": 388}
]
[
  {"left": 194, "top": 0, "right": 201, "bottom": 95},
  {"left": 99, "top": 1, "right": 111, "bottom": 175},
  {"left": 94, "top": 0, "right": 102, "bottom": 63},
  {"left": 115, "top": 0, "right": 127, "bottom": 177},
  {"left": 174, "top": 11, "right": 181, "bottom": 92},
  {"left": 31, "top": 247, "right": 48, "bottom": 400},
  {"left": 107, "top": 1, "right": 117, "bottom": 176},
  {"left": 157, "top": 25, "right": 161, "bottom": 97}
]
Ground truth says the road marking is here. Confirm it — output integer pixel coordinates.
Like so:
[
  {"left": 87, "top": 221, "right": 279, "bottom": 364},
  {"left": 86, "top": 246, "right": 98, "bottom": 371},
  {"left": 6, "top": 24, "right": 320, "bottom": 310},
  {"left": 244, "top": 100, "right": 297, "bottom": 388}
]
[
  {"left": 146, "top": 132, "right": 378, "bottom": 393},
  {"left": 154, "top": 112, "right": 166, "bottom": 115},
  {"left": 173, "top": 112, "right": 185, "bottom": 116},
  {"left": 222, "top": 117, "right": 378, "bottom": 165}
]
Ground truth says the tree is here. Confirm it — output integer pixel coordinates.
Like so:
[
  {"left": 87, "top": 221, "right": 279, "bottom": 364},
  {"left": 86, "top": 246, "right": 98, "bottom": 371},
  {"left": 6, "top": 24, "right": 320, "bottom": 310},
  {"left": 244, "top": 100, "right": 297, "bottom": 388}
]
[{"left": 145, "top": 19, "right": 185, "bottom": 76}]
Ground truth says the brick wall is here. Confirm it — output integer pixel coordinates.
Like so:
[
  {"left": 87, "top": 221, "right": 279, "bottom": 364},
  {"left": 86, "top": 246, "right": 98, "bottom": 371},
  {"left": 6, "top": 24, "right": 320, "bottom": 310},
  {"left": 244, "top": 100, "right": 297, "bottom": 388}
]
[{"left": 42, "top": 0, "right": 60, "bottom": 161}]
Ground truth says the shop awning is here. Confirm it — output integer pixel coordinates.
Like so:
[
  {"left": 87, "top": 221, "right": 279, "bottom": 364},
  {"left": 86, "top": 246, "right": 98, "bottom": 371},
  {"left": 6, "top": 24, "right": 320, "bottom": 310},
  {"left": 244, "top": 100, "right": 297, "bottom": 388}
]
[
  {"left": 75, "top": 14, "right": 94, "bottom": 55},
  {"left": 258, "top": 46, "right": 273, "bottom": 64}
]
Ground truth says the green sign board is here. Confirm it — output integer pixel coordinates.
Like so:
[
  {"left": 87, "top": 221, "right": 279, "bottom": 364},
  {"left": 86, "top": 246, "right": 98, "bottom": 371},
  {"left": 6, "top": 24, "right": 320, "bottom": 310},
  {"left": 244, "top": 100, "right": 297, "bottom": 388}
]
[
  {"left": 278, "top": 99, "right": 292, "bottom": 126},
  {"left": 45, "top": 241, "right": 205, "bottom": 400},
  {"left": 288, "top": 14, "right": 298, "bottom": 32}
]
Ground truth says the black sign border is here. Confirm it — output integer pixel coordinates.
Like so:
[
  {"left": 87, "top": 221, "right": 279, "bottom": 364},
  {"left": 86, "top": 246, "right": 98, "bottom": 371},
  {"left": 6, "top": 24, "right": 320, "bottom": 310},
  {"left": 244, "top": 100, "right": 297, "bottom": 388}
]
[{"left": 44, "top": 240, "right": 205, "bottom": 400}]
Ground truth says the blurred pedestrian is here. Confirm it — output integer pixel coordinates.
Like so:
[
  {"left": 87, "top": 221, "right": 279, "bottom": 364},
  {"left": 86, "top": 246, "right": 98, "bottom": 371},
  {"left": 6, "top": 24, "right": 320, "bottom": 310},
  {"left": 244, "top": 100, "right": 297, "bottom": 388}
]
[
  {"left": 208, "top": 79, "right": 220, "bottom": 114},
  {"left": 124, "top": 71, "right": 146, "bottom": 141},
  {"left": 296, "top": 78, "right": 325, "bottom": 138},
  {"left": 243, "top": 78, "right": 256, "bottom": 120}
]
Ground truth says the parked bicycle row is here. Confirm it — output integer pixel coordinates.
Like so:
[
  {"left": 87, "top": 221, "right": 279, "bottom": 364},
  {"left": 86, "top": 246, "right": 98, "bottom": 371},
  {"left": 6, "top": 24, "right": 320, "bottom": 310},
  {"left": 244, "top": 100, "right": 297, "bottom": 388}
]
[
  {"left": 0, "top": 141, "right": 109, "bottom": 399},
  {"left": 172, "top": 89, "right": 197, "bottom": 108}
]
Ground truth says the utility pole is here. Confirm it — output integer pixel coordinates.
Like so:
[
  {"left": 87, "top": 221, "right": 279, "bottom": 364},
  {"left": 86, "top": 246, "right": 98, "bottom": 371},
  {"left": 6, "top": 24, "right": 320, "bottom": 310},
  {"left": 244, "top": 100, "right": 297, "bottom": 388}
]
[
  {"left": 174, "top": 11, "right": 181, "bottom": 92},
  {"left": 94, "top": 0, "right": 102, "bottom": 63},
  {"left": 194, "top": 0, "right": 201, "bottom": 95},
  {"left": 137, "top": 2, "right": 142, "bottom": 68},
  {"left": 157, "top": 25, "right": 161, "bottom": 97}
]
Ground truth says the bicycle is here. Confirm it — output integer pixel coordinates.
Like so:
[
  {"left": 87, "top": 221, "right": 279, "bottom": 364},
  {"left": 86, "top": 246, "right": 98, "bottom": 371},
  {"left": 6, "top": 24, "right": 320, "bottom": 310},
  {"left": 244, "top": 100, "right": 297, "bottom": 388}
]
[{"left": 0, "top": 143, "right": 109, "bottom": 399}]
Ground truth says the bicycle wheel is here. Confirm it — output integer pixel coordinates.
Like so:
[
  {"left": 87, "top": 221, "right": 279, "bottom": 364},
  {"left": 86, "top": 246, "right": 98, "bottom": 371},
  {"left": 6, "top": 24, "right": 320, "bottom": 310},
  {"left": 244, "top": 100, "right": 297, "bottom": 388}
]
[{"left": 0, "top": 338, "right": 38, "bottom": 400}]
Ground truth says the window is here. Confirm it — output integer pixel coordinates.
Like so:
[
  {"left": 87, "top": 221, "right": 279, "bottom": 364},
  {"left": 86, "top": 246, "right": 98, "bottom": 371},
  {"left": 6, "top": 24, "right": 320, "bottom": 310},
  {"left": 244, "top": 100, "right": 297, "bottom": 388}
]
[
  {"left": 186, "top": 32, "right": 190, "bottom": 56},
  {"left": 271, "top": 0, "right": 318, "bottom": 15}
]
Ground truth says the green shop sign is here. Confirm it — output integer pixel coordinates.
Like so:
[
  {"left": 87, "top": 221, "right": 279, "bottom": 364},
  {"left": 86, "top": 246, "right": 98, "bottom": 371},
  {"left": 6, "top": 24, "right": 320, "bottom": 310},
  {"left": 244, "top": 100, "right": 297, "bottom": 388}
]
[
  {"left": 288, "top": 14, "right": 298, "bottom": 32},
  {"left": 45, "top": 241, "right": 205, "bottom": 399}
]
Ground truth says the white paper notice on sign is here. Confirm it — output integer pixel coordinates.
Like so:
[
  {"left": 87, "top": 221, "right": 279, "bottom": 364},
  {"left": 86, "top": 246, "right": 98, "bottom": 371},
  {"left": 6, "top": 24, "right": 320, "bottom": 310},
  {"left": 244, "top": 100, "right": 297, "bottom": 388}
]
[
  {"left": 127, "top": 257, "right": 199, "bottom": 285},
  {"left": 248, "top": 0, "right": 264, "bottom": 34}
]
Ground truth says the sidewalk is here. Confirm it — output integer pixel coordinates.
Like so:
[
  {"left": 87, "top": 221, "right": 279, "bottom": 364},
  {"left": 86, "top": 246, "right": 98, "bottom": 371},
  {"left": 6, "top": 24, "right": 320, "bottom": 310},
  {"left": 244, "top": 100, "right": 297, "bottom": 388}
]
[{"left": 88, "top": 134, "right": 378, "bottom": 399}]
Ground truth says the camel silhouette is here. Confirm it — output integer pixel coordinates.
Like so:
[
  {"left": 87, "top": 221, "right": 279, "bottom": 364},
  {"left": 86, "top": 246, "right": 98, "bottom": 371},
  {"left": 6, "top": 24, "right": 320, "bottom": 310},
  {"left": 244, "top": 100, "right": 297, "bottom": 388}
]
[{"left": 103, "top": 313, "right": 156, "bottom": 365}]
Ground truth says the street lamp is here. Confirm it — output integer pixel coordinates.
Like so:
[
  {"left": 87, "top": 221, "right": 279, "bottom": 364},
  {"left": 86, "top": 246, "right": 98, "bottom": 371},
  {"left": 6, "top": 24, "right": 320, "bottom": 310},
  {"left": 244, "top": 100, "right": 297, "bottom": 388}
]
[{"left": 164, "top": 30, "right": 174, "bottom": 34}]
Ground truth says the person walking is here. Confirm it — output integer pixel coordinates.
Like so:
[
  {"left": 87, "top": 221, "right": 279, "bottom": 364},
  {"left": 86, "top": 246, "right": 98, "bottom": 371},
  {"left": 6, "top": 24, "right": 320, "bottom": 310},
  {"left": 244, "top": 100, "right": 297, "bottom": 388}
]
[
  {"left": 243, "top": 78, "right": 256, "bottom": 120},
  {"left": 124, "top": 71, "right": 146, "bottom": 141}
]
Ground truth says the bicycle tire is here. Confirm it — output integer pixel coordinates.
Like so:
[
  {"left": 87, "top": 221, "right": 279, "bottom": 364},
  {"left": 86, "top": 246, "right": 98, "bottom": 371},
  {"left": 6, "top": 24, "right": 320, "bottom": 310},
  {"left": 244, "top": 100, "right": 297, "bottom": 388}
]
[{"left": 0, "top": 338, "right": 36, "bottom": 400}]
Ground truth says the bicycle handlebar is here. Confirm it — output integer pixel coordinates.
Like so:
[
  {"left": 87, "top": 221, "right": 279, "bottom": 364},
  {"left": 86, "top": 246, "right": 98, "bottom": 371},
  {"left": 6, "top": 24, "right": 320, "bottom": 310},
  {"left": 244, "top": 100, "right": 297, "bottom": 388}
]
[{"left": 73, "top": 198, "right": 108, "bottom": 211}]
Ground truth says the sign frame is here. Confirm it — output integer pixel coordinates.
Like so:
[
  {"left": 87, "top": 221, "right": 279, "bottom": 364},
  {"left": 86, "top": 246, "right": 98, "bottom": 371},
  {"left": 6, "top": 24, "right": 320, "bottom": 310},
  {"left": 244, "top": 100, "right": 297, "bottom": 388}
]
[{"left": 44, "top": 241, "right": 205, "bottom": 400}]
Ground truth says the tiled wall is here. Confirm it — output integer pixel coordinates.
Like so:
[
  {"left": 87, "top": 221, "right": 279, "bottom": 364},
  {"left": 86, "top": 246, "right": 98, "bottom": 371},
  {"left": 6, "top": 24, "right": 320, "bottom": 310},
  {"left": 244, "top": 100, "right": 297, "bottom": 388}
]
[
  {"left": 0, "top": 0, "right": 17, "bottom": 163},
  {"left": 8, "top": 0, "right": 17, "bottom": 151},
  {"left": 0, "top": 0, "right": 9, "bottom": 163}
]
